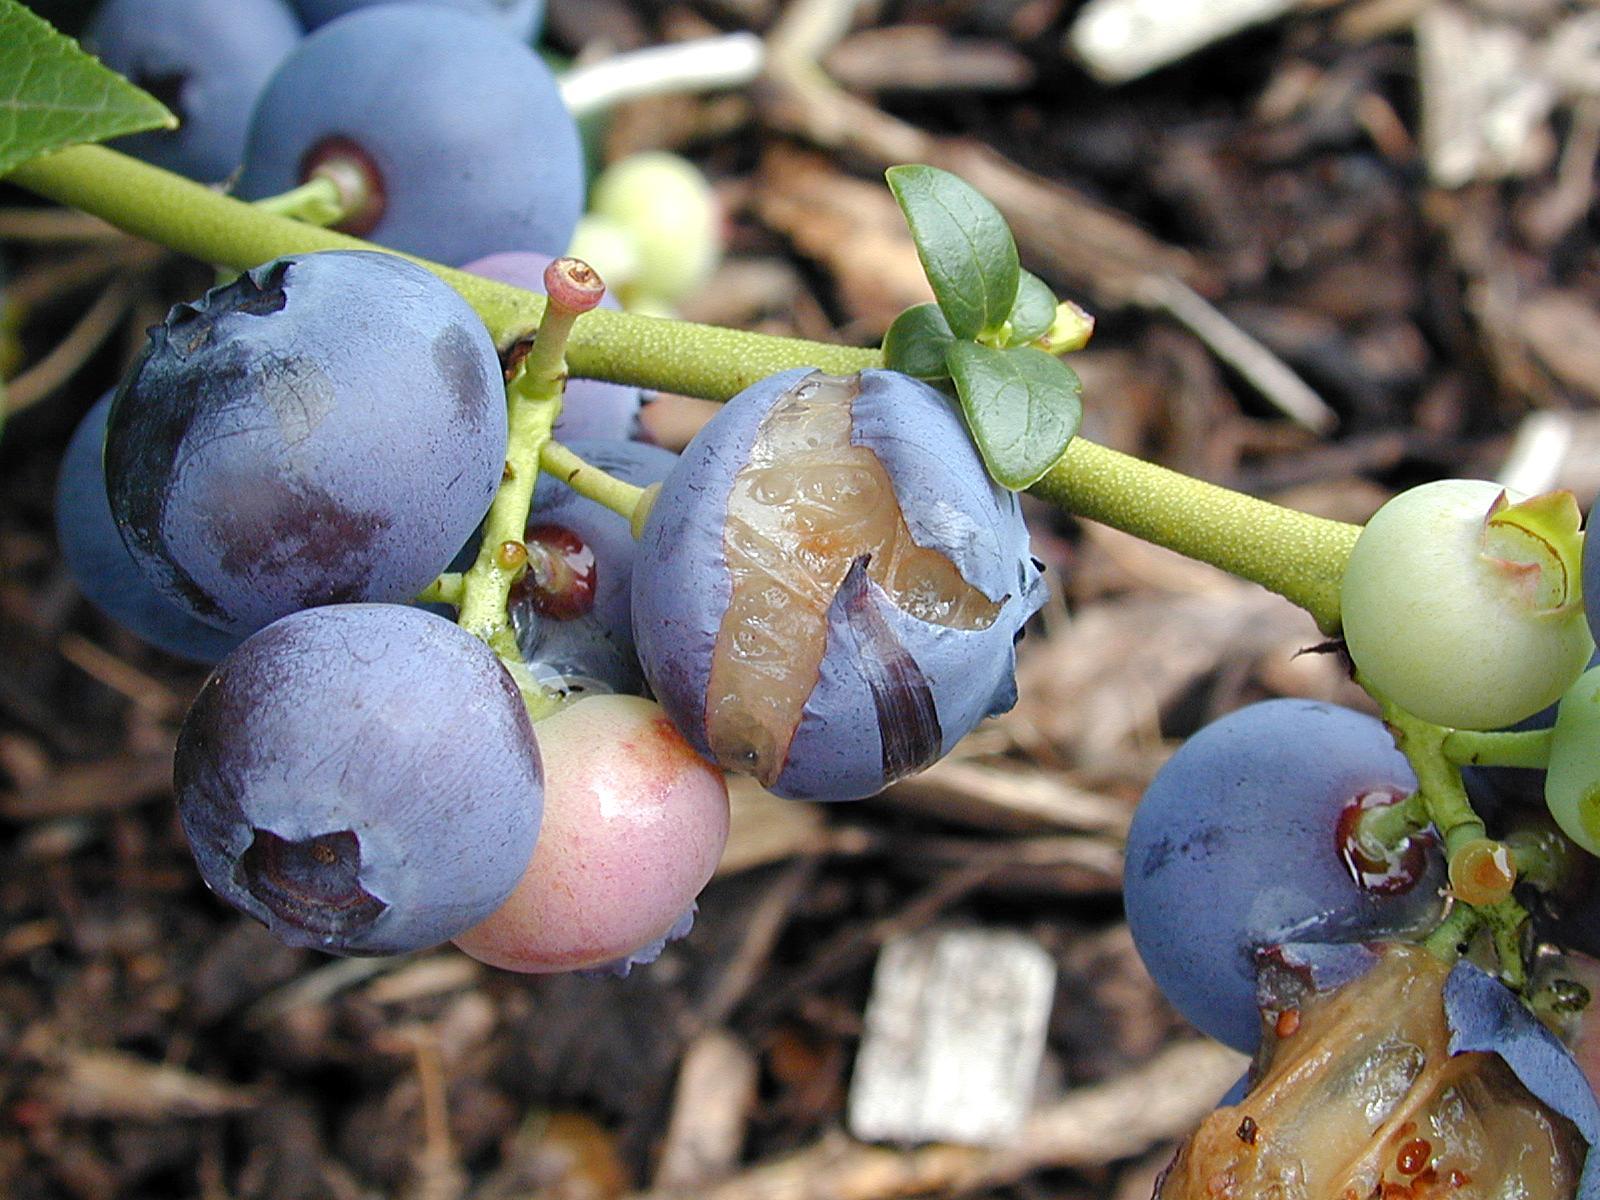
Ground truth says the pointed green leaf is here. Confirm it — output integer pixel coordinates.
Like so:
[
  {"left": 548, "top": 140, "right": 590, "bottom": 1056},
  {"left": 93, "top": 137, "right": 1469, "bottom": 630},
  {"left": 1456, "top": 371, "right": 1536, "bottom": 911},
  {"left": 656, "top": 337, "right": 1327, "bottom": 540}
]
[
  {"left": 945, "top": 342, "right": 1081, "bottom": 490},
  {"left": 883, "top": 303, "right": 955, "bottom": 382},
  {"left": 0, "top": 0, "right": 175, "bottom": 178},
  {"left": 1006, "top": 271, "right": 1057, "bottom": 344},
  {"left": 886, "top": 164, "right": 1018, "bottom": 341}
]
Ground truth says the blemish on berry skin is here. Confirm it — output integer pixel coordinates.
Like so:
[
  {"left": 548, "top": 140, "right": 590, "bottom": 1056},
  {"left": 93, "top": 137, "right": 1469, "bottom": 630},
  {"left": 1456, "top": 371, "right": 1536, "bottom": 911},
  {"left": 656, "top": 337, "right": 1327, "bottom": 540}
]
[{"left": 1235, "top": 1115, "right": 1257, "bottom": 1146}]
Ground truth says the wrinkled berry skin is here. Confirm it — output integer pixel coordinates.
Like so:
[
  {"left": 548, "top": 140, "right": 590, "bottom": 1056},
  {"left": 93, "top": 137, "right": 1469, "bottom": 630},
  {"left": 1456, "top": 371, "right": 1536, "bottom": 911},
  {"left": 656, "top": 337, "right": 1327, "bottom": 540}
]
[
  {"left": 87, "top": 0, "right": 302, "bottom": 182},
  {"left": 1125, "top": 699, "right": 1446, "bottom": 1053},
  {"left": 105, "top": 251, "right": 506, "bottom": 637},
  {"left": 293, "top": 0, "right": 543, "bottom": 40},
  {"left": 461, "top": 253, "right": 644, "bottom": 443},
  {"left": 238, "top": 5, "right": 582, "bottom": 265},
  {"left": 56, "top": 394, "right": 244, "bottom": 664},
  {"left": 632, "top": 367, "right": 1046, "bottom": 802},
  {"left": 176, "top": 604, "right": 543, "bottom": 956},
  {"left": 514, "top": 439, "right": 678, "bottom": 695}
]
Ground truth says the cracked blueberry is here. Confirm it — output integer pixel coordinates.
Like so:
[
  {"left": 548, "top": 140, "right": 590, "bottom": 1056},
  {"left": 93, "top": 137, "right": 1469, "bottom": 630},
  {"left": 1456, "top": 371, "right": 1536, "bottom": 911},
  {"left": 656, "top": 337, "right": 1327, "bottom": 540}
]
[
  {"left": 1159, "top": 942, "right": 1599, "bottom": 1199},
  {"left": 238, "top": 5, "right": 582, "bottom": 265},
  {"left": 176, "top": 604, "right": 543, "bottom": 956},
  {"left": 86, "top": 0, "right": 302, "bottom": 182},
  {"left": 1124, "top": 699, "right": 1446, "bottom": 1053},
  {"left": 631, "top": 367, "right": 1047, "bottom": 802},
  {"left": 104, "top": 250, "right": 506, "bottom": 637}
]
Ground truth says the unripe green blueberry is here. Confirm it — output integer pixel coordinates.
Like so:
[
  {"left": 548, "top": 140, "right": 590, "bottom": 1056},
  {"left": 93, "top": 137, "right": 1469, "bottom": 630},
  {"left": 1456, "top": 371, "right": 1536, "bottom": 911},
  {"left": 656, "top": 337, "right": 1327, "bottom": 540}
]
[
  {"left": 1339, "top": 479, "right": 1592, "bottom": 730},
  {"left": 1548, "top": 665, "right": 1600, "bottom": 856},
  {"left": 589, "top": 152, "right": 720, "bottom": 305}
]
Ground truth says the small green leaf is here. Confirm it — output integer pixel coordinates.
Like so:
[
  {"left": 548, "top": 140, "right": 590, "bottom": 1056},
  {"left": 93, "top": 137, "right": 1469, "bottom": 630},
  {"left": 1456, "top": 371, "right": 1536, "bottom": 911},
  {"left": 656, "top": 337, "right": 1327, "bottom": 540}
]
[
  {"left": 945, "top": 342, "right": 1082, "bottom": 490},
  {"left": 887, "top": 164, "right": 1018, "bottom": 342},
  {"left": 0, "top": 0, "right": 175, "bottom": 178},
  {"left": 883, "top": 303, "right": 955, "bottom": 382},
  {"left": 1006, "top": 271, "right": 1057, "bottom": 345}
]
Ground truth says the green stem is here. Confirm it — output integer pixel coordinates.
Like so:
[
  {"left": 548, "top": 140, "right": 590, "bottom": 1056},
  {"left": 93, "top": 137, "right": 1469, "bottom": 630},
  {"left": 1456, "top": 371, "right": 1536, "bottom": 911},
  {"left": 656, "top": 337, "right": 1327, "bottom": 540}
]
[
  {"left": 1441, "top": 727, "right": 1555, "bottom": 769},
  {"left": 7, "top": 144, "right": 1362, "bottom": 631},
  {"left": 1485, "top": 899, "right": 1529, "bottom": 991},
  {"left": 1421, "top": 901, "right": 1481, "bottom": 961},
  {"left": 540, "top": 441, "right": 647, "bottom": 524},
  {"left": 417, "top": 573, "right": 464, "bottom": 607},
  {"left": 1350, "top": 790, "right": 1429, "bottom": 856},
  {"left": 251, "top": 176, "right": 347, "bottom": 227},
  {"left": 1030, "top": 442, "right": 1359, "bottom": 633},
  {"left": 457, "top": 383, "right": 559, "bottom": 668},
  {"left": 1380, "top": 699, "right": 1486, "bottom": 860}
]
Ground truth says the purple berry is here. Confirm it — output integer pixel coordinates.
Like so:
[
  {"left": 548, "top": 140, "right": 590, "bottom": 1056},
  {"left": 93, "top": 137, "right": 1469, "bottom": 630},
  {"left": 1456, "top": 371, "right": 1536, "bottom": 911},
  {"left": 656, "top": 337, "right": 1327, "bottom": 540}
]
[
  {"left": 631, "top": 367, "right": 1046, "bottom": 802},
  {"left": 104, "top": 251, "right": 506, "bottom": 637},
  {"left": 176, "top": 604, "right": 543, "bottom": 956},
  {"left": 86, "top": 0, "right": 302, "bottom": 182},
  {"left": 1124, "top": 699, "right": 1446, "bottom": 1053},
  {"left": 237, "top": 5, "right": 582, "bottom": 265},
  {"left": 293, "top": 0, "right": 542, "bottom": 41},
  {"left": 55, "top": 393, "right": 243, "bottom": 663}
]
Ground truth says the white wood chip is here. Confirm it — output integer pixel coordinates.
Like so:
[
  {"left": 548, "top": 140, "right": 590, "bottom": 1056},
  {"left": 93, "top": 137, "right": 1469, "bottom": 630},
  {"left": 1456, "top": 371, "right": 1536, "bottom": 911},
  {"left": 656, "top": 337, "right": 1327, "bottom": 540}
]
[
  {"left": 1066, "top": 0, "right": 1297, "bottom": 84},
  {"left": 848, "top": 926, "right": 1056, "bottom": 1146}
]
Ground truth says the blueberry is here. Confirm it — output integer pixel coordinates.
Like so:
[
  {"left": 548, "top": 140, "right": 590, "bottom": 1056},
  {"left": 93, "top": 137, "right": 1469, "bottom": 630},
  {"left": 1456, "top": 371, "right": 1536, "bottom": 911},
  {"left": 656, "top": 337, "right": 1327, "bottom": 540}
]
[
  {"left": 511, "top": 439, "right": 679, "bottom": 696},
  {"left": 460, "top": 252, "right": 644, "bottom": 443},
  {"left": 631, "top": 367, "right": 1046, "bottom": 802},
  {"left": 453, "top": 694, "right": 726, "bottom": 973},
  {"left": 55, "top": 393, "right": 243, "bottom": 663},
  {"left": 1340, "top": 480, "right": 1593, "bottom": 731},
  {"left": 85, "top": 0, "right": 302, "bottom": 182},
  {"left": 1124, "top": 699, "right": 1446, "bottom": 1053},
  {"left": 176, "top": 604, "right": 543, "bottom": 956},
  {"left": 292, "top": 0, "right": 542, "bottom": 41},
  {"left": 238, "top": 4, "right": 582, "bottom": 265},
  {"left": 105, "top": 250, "right": 506, "bottom": 636}
]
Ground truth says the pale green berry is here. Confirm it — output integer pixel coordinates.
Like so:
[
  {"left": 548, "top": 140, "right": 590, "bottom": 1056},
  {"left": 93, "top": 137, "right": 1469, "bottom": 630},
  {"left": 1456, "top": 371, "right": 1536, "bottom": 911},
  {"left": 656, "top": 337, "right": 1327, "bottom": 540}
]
[
  {"left": 1339, "top": 479, "right": 1592, "bottom": 730},
  {"left": 1548, "top": 665, "right": 1600, "bottom": 856},
  {"left": 589, "top": 152, "right": 720, "bottom": 305}
]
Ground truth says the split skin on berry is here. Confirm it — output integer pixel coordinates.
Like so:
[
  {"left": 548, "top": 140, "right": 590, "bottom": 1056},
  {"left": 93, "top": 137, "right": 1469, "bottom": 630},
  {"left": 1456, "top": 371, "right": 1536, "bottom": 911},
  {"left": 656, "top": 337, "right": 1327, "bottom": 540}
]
[{"left": 16, "top": 2, "right": 1600, "bottom": 1191}]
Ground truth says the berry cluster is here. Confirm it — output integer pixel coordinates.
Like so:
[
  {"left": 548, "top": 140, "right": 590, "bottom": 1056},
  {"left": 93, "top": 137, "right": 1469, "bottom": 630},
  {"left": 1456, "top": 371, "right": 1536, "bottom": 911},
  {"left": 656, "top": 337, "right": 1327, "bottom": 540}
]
[
  {"left": 1127, "top": 480, "right": 1600, "bottom": 1191},
  {"left": 23, "top": 0, "right": 1600, "bottom": 1191}
]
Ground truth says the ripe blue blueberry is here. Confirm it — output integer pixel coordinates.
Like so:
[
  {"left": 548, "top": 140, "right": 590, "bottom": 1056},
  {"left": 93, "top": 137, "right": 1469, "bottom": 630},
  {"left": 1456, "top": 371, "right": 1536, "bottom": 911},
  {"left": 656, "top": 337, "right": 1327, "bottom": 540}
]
[
  {"left": 1124, "top": 699, "right": 1446, "bottom": 1053},
  {"left": 237, "top": 4, "right": 583, "bottom": 265},
  {"left": 176, "top": 604, "right": 543, "bottom": 956},
  {"left": 461, "top": 252, "right": 645, "bottom": 443},
  {"left": 292, "top": 0, "right": 543, "bottom": 40},
  {"left": 86, "top": 0, "right": 302, "bottom": 182},
  {"left": 632, "top": 367, "right": 1046, "bottom": 802},
  {"left": 55, "top": 393, "right": 243, "bottom": 663},
  {"left": 104, "top": 250, "right": 507, "bottom": 637},
  {"left": 511, "top": 439, "right": 678, "bottom": 696}
]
